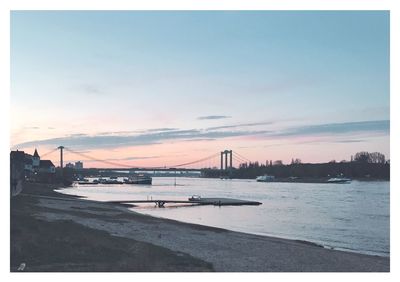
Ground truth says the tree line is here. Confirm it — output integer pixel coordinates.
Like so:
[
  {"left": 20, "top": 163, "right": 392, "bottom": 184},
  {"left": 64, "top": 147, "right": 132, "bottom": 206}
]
[{"left": 201, "top": 151, "right": 390, "bottom": 180}]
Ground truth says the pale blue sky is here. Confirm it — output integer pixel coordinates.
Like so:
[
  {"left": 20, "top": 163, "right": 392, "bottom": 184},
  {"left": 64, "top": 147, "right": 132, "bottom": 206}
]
[{"left": 10, "top": 11, "right": 390, "bottom": 165}]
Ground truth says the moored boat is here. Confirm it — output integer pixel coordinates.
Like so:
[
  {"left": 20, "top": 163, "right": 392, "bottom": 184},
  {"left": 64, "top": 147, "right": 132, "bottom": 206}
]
[
  {"left": 326, "top": 177, "right": 351, "bottom": 184},
  {"left": 124, "top": 174, "right": 152, "bottom": 185},
  {"left": 256, "top": 175, "right": 275, "bottom": 182}
]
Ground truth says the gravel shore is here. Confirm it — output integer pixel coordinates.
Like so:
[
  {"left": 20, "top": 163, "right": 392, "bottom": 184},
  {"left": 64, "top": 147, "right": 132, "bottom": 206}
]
[{"left": 11, "top": 183, "right": 390, "bottom": 272}]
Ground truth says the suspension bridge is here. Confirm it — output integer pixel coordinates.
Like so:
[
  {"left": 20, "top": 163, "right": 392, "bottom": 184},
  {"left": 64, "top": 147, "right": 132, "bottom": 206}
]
[{"left": 37, "top": 146, "right": 253, "bottom": 172}]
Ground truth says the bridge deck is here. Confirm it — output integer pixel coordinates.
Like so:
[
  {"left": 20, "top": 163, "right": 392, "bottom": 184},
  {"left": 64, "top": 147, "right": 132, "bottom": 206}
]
[{"left": 109, "top": 197, "right": 262, "bottom": 206}]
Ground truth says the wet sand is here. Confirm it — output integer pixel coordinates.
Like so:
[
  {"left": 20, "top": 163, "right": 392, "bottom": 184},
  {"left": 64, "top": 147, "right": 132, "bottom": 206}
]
[{"left": 11, "top": 183, "right": 389, "bottom": 272}]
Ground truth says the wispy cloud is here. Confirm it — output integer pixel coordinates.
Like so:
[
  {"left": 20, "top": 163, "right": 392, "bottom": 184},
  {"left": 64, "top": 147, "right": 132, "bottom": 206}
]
[
  {"left": 14, "top": 128, "right": 268, "bottom": 150},
  {"left": 206, "top": 121, "right": 274, "bottom": 131},
  {"left": 184, "top": 138, "right": 216, "bottom": 142},
  {"left": 97, "top": 128, "right": 179, "bottom": 136},
  {"left": 197, "top": 115, "right": 231, "bottom": 120},
  {"left": 334, "top": 139, "right": 366, "bottom": 143},
  {"left": 13, "top": 120, "right": 388, "bottom": 151},
  {"left": 270, "top": 120, "right": 389, "bottom": 138},
  {"left": 145, "top": 128, "right": 179, "bottom": 132}
]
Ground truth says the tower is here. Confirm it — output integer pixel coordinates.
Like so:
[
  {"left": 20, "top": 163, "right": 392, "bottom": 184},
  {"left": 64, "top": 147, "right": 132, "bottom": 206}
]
[
  {"left": 32, "top": 148, "right": 40, "bottom": 167},
  {"left": 57, "top": 146, "right": 65, "bottom": 168}
]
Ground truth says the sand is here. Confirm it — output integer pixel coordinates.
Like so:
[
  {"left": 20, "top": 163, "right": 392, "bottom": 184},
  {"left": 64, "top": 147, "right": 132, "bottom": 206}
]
[{"left": 11, "top": 183, "right": 389, "bottom": 272}]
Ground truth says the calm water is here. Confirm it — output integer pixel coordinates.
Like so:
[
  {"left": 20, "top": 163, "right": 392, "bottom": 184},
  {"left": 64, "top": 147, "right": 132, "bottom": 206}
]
[{"left": 57, "top": 177, "right": 390, "bottom": 256}]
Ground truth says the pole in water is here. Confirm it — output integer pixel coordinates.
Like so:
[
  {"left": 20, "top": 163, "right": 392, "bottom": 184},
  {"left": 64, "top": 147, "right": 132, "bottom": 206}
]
[{"left": 174, "top": 169, "right": 177, "bottom": 186}]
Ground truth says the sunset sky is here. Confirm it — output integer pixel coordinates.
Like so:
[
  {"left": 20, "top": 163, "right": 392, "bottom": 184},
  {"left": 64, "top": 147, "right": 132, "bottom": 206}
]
[{"left": 10, "top": 11, "right": 390, "bottom": 168}]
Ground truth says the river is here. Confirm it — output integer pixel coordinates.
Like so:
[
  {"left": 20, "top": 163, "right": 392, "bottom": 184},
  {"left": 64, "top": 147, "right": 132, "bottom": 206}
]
[{"left": 56, "top": 177, "right": 390, "bottom": 257}]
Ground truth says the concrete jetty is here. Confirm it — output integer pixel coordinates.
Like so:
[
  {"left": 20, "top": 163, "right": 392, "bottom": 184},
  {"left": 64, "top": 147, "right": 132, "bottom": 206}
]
[{"left": 109, "top": 197, "right": 262, "bottom": 207}]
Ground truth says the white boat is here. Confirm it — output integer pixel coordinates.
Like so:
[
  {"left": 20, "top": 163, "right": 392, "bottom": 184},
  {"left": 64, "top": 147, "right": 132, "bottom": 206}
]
[
  {"left": 327, "top": 177, "right": 351, "bottom": 184},
  {"left": 256, "top": 175, "right": 275, "bottom": 182},
  {"left": 124, "top": 174, "right": 152, "bottom": 185}
]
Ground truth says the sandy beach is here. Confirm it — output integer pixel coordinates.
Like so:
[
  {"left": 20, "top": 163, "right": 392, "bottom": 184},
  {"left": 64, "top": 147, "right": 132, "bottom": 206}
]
[{"left": 10, "top": 183, "right": 390, "bottom": 272}]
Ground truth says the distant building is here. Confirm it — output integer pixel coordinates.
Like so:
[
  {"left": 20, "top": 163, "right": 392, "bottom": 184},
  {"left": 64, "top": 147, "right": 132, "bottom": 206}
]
[
  {"left": 32, "top": 148, "right": 40, "bottom": 167},
  {"left": 11, "top": 148, "right": 56, "bottom": 186},
  {"left": 74, "top": 161, "right": 83, "bottom": 169},
  {"left": 38, "top": 160, "right": 56, "bottom": 173},
  {"left": 66, "top": 162, "right": 75, "bottom": 168},
  {"left": 24, "top": 154, "right": 33, "bottom": 173}
]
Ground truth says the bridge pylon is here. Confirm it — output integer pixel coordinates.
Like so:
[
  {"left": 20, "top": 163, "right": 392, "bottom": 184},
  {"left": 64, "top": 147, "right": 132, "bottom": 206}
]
[{"left": 220, "top": 150, "right": 233, "bottom": 178}]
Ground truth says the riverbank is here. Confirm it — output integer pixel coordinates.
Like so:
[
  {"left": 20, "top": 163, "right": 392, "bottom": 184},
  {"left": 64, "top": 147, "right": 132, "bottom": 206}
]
[{"left": 11, "top": 182, "right": 390, "bottom": 272}]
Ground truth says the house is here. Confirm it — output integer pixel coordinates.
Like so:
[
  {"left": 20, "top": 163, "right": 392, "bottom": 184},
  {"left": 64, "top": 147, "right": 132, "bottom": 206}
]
[
  {"left": 24, "top": 154, "right": 33, "bottom": 173},
  {"left": 36, "top": 159, "right": 56, "bottom": 183},
  {"left": 38, "top": 160, "right": 56, "bottom": 173},
  {"left": 11, "top": 148, "right": 56, "bottom": 184}
]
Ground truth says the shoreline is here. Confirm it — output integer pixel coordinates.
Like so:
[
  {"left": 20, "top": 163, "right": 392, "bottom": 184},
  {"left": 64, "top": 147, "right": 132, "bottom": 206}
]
[
  {"left": 11, "top": 182, "right": 390, "bottom": 272},
  {"left": 59, "top": 179, "right": 390, "bottom": 258},
  {"left": 122, "top": 202, "right": 388, "bottom": 258}
]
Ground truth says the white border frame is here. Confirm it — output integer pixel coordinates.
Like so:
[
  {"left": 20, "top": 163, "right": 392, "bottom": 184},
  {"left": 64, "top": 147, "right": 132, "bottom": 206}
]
[{"left": 1, "top": 1, "right": 398, "bottom": 281}]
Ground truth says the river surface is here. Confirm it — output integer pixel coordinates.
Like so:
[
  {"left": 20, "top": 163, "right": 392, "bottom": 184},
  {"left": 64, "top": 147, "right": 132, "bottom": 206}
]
[{"left": 57, "top": 177, "right": 390, "bottom": 257}]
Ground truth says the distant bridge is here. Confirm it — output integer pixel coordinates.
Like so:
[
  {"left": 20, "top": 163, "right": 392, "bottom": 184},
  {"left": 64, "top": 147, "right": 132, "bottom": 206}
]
[
  {"left": 96, "top": 167, "right": 202, "bottom": 172},
  {"left": 38, "top": 146, "right": 253, "bottom": 175}
]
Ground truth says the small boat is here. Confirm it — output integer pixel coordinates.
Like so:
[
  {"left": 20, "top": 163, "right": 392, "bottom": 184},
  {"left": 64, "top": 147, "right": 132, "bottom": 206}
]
[
  {"left": 124, "top": 174, "right": 152, "bottom": 185},
  {"left": 188, "top": 195, "right": 201, "bottom": 201},
  {"left": 256, "top": 175, "right": 275, "bottom": 182},
  {"left": 327, "top": 177, "right": 351, "bottom": 184}
]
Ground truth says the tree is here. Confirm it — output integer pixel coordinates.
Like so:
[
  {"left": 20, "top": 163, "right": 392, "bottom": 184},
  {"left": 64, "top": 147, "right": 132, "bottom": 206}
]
[
  {"left": 354, "top": 152, "right": 371, "bottom": 163},
  {"left": 273, "top": 160, "right": 283, "bottom": 166},
  {"left": 293, "top": 158, "right": 301, "bottom": 164},
  {"left": 369, "top": 152, "right": 385, "bottom": 164},
  {"left": 354, "top": 151, "right": 386, "bottom": 164}
]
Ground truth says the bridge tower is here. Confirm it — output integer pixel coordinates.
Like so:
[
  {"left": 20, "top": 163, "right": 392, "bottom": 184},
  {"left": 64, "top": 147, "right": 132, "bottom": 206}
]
[
  {"left": 57, "top": 146, "right": 65, "bottom": 168},
  {"left": 220, "top": 150, "right": 233, "bottom": 178}
]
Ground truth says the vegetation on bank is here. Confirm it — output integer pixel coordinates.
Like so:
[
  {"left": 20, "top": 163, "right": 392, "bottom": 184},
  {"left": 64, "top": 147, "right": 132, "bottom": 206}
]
[
  {"left": 202, "top": 151, "right": 390, "bottom": 180},
  {"left": 47, "top": 151, "right": 389, "bottom": 181}
]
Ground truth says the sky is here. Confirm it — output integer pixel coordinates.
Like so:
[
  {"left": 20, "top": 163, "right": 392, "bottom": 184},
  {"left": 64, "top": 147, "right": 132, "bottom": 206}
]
[{"left": 10, "top": 11, "right": 390, "bottom": 168}]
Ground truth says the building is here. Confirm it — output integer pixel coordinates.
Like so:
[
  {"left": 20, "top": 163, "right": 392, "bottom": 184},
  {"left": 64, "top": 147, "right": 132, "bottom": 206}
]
[
  {"left": 74, "top": 161, "right": 83, "bottom": 169},
  {"left": 66, "top": 162, "right": 75, "bottom": 168},
  {"left": 11, "top": 148, "right": 56, "bottom": 185},
  {"left": 32, "top": 148, "right": 40, "bottom": 167},
  {"left": 38, "top": 160, "right": 56, "bottom": 173},
  {"left": 24, "top": 154, "right": 33, "bottom": 173},
  {"left": 36, "top": 159, "right": 56, "bottom": 183}
]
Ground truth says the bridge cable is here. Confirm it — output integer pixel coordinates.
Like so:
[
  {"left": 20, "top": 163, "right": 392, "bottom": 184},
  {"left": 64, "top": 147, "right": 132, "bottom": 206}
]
[
  {"left": 234, "top": 152, "right": 252, "bottom": 163},
  {"left": 40, "top": 148, "right": 59, "bottom": 158},
  {"left": 64, "top": 147, "right": 165, "bottom": 169},
  {"left": 169, "top": 153, "right": 220, "bottom": 168}
]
